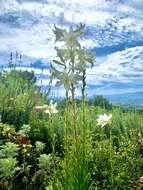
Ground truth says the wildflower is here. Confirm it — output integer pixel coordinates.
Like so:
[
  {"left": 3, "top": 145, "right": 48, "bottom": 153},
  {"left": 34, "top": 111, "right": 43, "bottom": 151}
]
[
  {"left": 34, "top": 105, "right": 44, "bottom": 112},
  {"left": 19, "top": 135, "right": 30, "bottom": 145},
  {"left": 97, "top": 113, "right": 112, "bottom": 128},
  {"left": 34, "top": 105, "right": 44, "bottom": 110},
  {"left": 34, "top": 101, "right": 58, "bottom": 116},
  {"left": 44, "top": 100, "right": 58, "bottom": 116}
]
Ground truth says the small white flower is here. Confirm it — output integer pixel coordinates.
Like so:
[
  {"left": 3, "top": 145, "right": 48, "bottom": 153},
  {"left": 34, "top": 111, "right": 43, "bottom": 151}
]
[
  {"left": 34, "top": 104, "right": 48, "bottom": 111},
  {"left": 44, "top": 100, "right": 58, "bottom": 116},
  {"left": 35, "top": 106, "right": 44, "bottom": 110},
  {"left": 97, "top": 113, "right": 112, "bottom": 128},
  {"left": 50, "top": 101, "right": 58, "bottom": 113}
]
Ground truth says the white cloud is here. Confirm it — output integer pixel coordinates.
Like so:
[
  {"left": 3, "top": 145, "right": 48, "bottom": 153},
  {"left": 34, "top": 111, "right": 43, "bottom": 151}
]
[
  {"left": 90, "top": 46, "right": 141, "bottom": 87},
  {"left": 126, "top": 0, "right": 143, "bottom": 12},
  {"left": 0, "top": 0, "right": 143, "bottom": 58},
  {"left": 0, "top": 0, "right": 143, "bottom": 97},
  {"left": 21, "top": 46, "right": 143, "bottom": 96}
]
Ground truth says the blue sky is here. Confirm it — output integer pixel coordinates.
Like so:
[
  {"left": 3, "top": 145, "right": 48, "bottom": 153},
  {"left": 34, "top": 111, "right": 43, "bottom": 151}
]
[{"left": 0, "top": 0, "right": 143, "bottom": 103}]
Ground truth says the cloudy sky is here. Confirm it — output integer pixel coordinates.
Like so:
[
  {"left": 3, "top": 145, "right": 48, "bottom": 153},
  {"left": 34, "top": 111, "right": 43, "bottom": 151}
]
[{"left": 0, "top": 0, "right": 143, "bottom": 103}]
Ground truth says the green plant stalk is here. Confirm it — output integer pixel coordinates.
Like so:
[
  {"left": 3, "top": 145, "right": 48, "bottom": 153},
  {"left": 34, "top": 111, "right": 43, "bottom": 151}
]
[
  {"left": 81, "top": 70, "right": 86, "bottom": 103},
  {"left": 70, "top": 45, "right": 78, "bottom": 149},
  {"left": 81, "top": 96, "right": 87, "bottom": 190},
  {"left": 109, "top": 126, "right": 114, "bottom": 189},
  {"left": 49, "top": 116, "right": 57, "bottom": 189},
  {"left": 64, "top": 95, "right": 70, "bottom": 190},
  {"left": 70, "top": 45, "right": 75, "bottom": 104},
  {"left": 81, "top": 72, "right": 86, "bottom": 171},
  {"left": 71, "top": 50, "right": 80, "bottom": 189}
]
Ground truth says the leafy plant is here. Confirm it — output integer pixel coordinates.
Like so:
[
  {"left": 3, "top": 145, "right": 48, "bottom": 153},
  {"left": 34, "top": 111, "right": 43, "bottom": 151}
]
[
  {"left": 0, "top": 142, "right": 19, "bottom": 158},
  {"left": 0, "top": 158, "right": 20, "bottom": 179},
  {"left": 38, "top": 154, "right": 52, "bottom": 172},
  {"left": 35, "top": 141, "right": 45, "bottom": 153}
]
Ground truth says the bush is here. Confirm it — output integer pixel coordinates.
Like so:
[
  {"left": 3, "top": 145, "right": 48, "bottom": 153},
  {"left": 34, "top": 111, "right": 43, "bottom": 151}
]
[{"left": 0, "top": 70, "right": 45, "bottom": 129}]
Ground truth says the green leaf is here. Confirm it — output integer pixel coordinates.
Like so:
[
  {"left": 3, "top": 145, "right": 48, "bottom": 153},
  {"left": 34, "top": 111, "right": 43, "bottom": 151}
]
[
  {"left": 53, "top": 25, "right": 66, "bottom": 41},
  {"left": 53, "top": 59, "right": 65, "bottom": 67}
]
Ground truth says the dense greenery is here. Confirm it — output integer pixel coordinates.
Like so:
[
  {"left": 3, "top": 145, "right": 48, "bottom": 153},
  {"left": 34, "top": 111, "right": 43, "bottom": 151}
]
[
  {"left": 0, "top": 25, "right": 143, "bottom": 190},
  {"left": 0, "top": 70, "right": 143, "bottom": 190}
]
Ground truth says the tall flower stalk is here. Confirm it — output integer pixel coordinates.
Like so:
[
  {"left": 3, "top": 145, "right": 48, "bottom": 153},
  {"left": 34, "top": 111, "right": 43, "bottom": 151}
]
[
  {"left": 51, "top": 23, "right": 95, "bottom": 144},
  {"left": 50, "top": 24, "right": 95, "bottom": 189}
]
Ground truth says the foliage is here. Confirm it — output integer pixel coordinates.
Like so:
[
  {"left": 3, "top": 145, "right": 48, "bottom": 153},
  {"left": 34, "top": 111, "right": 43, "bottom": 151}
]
[
  {"left": 35, "top": 141, "right": 45, "bottom": 153},
  {"left": 0, "top": 70, "right": 45, "bottom": 128},
  {"left": 0, "top": 158, "right": 20, "bottom": 179},
  {"left": 89, "top": 95, "right": 113, "bottom": 110},
  {"left": 0, "top": 74, "right": 143, "bottom": 189},
  {"left": 38, "top": 154, "right": 52, "bottom": 171},
  {"left": 0, "top": 142, "right": 19, "bottom": 158}
]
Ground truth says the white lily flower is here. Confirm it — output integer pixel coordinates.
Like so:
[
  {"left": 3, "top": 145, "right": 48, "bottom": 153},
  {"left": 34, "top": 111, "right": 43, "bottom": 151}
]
[
  {"left": 97, "top": 113, "right": 112, "bottom": 128},
  {"left": 44, "top": 100, "right": 58, "bottom": 116}
]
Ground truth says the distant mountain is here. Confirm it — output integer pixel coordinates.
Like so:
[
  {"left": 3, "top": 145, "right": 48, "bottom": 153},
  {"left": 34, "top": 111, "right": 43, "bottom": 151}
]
[{"left": 105, "top": 92, "right": 143, "bottom": 106}]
